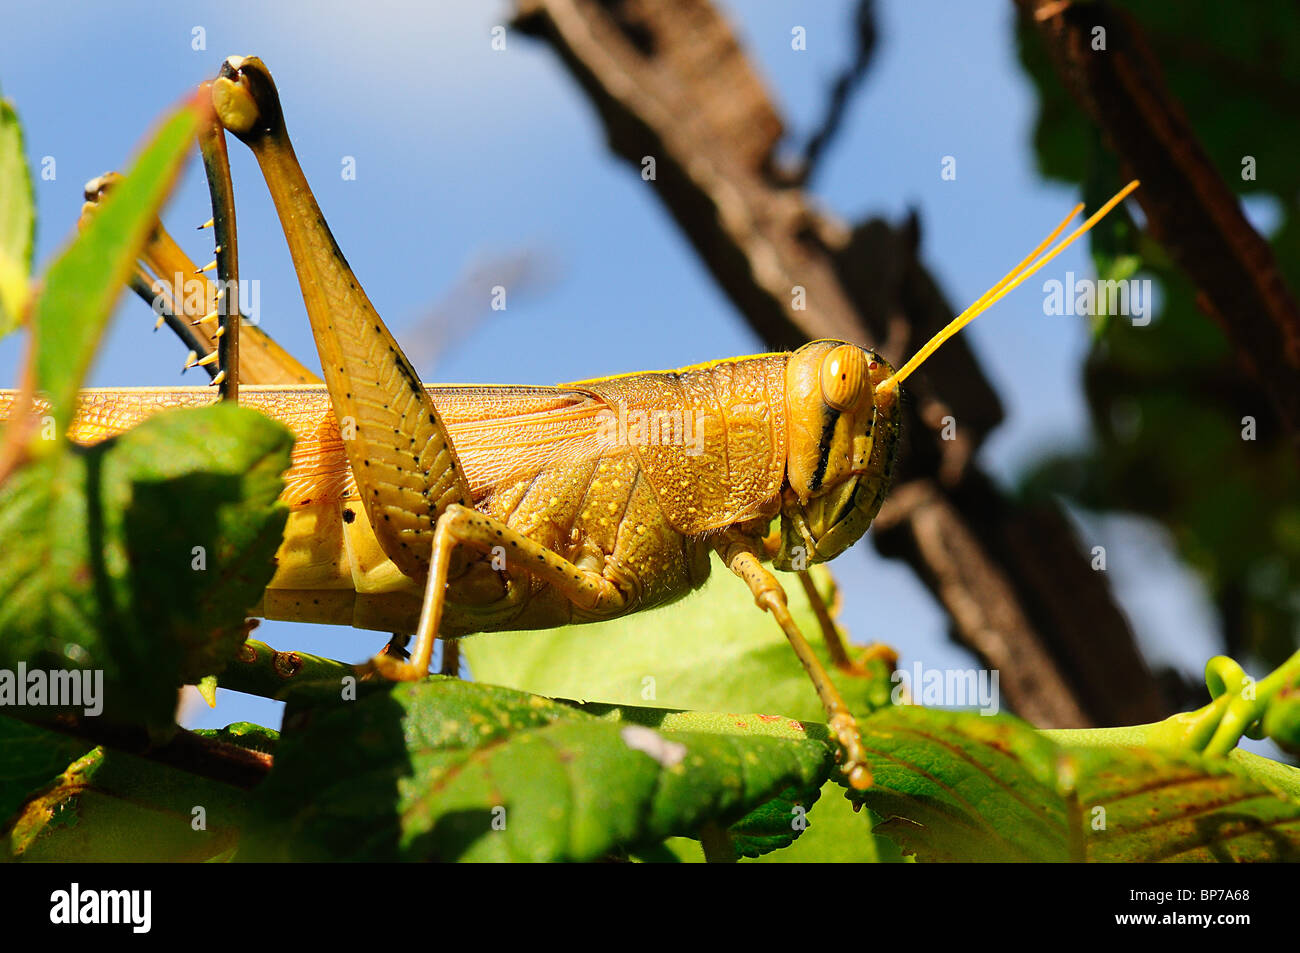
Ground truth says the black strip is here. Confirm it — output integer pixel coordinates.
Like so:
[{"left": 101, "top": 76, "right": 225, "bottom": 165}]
[{"left": 808, "top": 407, "right": 840, "bottom": 492}]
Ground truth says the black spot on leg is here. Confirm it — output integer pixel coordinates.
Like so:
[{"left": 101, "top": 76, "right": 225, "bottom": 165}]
[{"left": 343, "top": 508, "right": 356, "bottom": 524}]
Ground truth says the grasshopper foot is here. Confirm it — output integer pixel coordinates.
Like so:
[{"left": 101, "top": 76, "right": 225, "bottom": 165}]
[
  {"left": 832, "top": 642, "right": 900, "bottom": 679},
  {"left": 361, "top": 652, "right": 429, "bottom": 683},
  {"left": 858, "top": 642, "right": 898, "bottom": 668},
  {"left": 828, "top": 711, "right": 873, "bottom": 790},
  {"left": 836, "top": 641, "right": 900, "bottom": 678}
]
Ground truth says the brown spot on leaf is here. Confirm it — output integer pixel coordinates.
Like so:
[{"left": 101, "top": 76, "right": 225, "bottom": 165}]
[{"left": 273, "top": 651, "right": 303, "bottom": 679}]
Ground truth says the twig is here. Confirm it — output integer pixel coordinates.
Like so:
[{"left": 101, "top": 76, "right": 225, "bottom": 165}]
[
  {"left": 793, "top": 0, "right": 878, "bottom": 185},
  {"left": 12, "top": 711, "right": 271, "bottom": 790}
]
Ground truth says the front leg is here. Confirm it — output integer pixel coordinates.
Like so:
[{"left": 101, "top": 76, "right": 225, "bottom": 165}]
[{"left": 715, "top": 526, "right": 872, "bottom": 790}]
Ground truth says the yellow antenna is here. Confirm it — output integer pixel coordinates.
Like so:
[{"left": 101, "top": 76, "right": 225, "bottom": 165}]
[{"left": 876, "top": 180, "right": 1140, "bottom": 395}]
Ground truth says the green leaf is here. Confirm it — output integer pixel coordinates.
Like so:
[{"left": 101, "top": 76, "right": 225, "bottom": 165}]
[
  {"left": 241, "top": 678, "right": 833, "bottom": 862},
  {"left": 1045, "top": 723, "right": 1300, "bottom": 803},
  {"left": 660, "top": 784, "right": 909, "bottom": 863},
  {"left": 855, "top": 707, "right": 1300, "bottom": 862},
  {"left": 1069, "top": 745, "right": 1300, "bottom": 862},
  {"left": 0, "top": 716, "right": 91, "bottom": 824},
  {"left": 577, "top": 701, "right": 831, "bottom": 857},
  {"left": 464, "top": 560, "right": 895, "bottom": 723},
  {"left": 31, "top": 99, "right": 200, "bottom": 437},
  {"left": 197, "top": 720, "right": 279, "bottom": 755},
  {"left": 745, "top": 783, "right": 908, "bottom": 863},
  {"left": 0, "top": 403, "right": 290, "bottom": 727},
  {"left": 857, "top": 707, "right": 1071, "bottom": 861},
  {"left": 2, "top": 722, "right": 272, "bottom": 862},
  {"left": 0, "top": 92, "right": 34, "bottom": 338},
  {"left": 727, "top": 782, "right": 822, "bottom": 857}
]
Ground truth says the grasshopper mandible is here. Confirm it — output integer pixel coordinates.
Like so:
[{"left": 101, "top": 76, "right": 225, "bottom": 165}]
[{"left": 0, "top": 56, "right": 1138, "bottom": 789}]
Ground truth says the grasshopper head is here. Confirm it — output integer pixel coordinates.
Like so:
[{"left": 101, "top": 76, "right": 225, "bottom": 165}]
[{"left": 774, "top": 340, "right": 900, "bottom": 571}]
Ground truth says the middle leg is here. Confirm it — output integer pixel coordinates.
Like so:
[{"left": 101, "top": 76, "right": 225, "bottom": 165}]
[{"left": 369, "top": 503, "right": 632, "bottom": 681}]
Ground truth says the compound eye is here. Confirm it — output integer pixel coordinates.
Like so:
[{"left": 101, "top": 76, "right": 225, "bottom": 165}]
[{"left": 820, "top": 344, "right": 869, "bottom": 413}]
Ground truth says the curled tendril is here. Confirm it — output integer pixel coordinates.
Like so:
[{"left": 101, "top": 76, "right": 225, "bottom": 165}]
[
  {"left": 1132, "top": 650, "right": 1300, "bottom": 757},
  {"left": 1204, "top": 656, "right": 1249, "bottom": 701},
  {"left": 1204, "top": 656, "right": 1265, "bottom": 743}
]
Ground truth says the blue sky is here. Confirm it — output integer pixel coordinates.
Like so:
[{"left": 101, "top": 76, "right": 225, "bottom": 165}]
[{"left": 0, "top": 1, "right": 1235, "bottom": 731}]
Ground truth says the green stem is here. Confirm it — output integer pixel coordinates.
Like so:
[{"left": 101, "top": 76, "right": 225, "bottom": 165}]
[
  {"left": 1043, "top": 649, "right": 1300, "bottom": 757},
  {"left": 216, "top": 638, "right": 360, "bottom": 700},
  {"left": 699, "top": 821, "right": 737, "bottom": 863}
]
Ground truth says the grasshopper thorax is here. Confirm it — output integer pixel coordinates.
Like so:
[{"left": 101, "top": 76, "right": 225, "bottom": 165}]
[{"left": 774, "top": 340, "right": 900, "bottom": 571}]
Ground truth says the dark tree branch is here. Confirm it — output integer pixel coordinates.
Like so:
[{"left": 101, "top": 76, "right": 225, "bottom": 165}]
[
  {"left": 514, "top": 0, "right": 1168, "bottom": 727},
  {"left": 792, "top": 0, "right": 878, "bottom": 186},
  {"left": 1017, "top": 0, "right": 1300, "bottom": 455}
]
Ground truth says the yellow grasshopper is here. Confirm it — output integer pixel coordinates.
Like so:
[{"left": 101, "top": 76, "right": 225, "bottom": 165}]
[{"left": 0, "top": 56, "right": 1138, "bottom": 789}]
